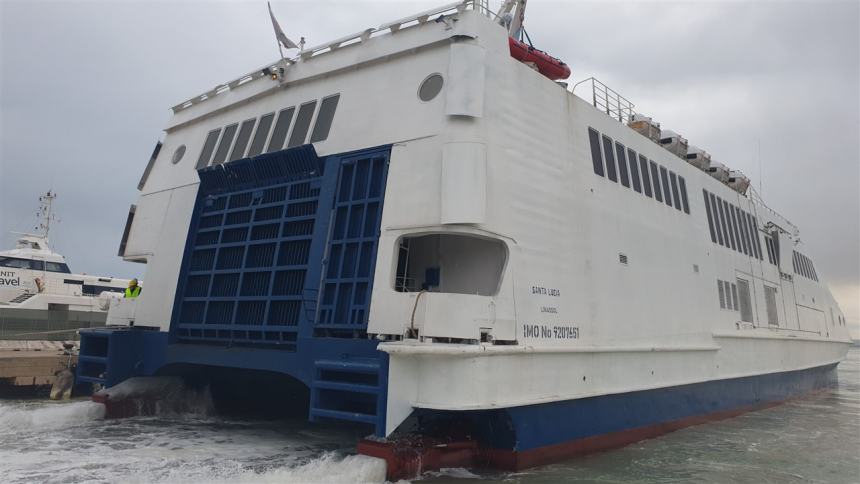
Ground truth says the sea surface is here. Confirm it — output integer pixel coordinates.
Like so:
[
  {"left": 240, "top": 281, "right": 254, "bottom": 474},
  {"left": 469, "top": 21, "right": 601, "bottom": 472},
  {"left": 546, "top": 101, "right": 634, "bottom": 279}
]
[{"left": 1, "top": 348, "right": 857, "bottom": 484}]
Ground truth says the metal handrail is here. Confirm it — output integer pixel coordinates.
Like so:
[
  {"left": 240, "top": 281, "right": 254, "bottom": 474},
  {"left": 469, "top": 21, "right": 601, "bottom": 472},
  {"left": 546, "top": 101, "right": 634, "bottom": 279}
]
[
  {"left": 572, "top": 77, "right": 635, "bottom": 123},
  {"left": 171, "top": 0, "right": 482, "bottom": 114}
]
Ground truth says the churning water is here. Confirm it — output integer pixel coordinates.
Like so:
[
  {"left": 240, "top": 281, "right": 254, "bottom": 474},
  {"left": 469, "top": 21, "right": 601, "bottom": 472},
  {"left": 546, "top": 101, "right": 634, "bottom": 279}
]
[{"left": 1, "top": 349, "right": 858, "bottom": 483}]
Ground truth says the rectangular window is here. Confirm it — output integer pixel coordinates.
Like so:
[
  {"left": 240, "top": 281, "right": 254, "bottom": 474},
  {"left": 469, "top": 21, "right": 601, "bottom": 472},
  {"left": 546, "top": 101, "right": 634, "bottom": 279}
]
[
  {"left": 715, "top": 196, "right": 729, "bottom": 248},
  {"left": 721, "top": 199, "right": 736, "bottom": 250},
  {"left": 737, "top": 278, "right": 753, "bottom": 322},
  {"left": 792, "top": 250, "right": 799, "bottom": 273},
  {"left": 310, "top": 94, "right": 340, "bottom": 143},
  {"left": 718, "top": 280, "right": 726, "bottom": 309},
  {"left": 288, "top": 100, "right": 318, "bottom": 148},
  {"left": 650, "top": 161, "right": 662, "bottom": 202},
  {"left": 639, "top": 155, "right": 652, "bottom": 197},
  {"left": 588, "top": 128, "right": 604, "bottom": 176},
  {"left": 801, "top": 254, "right": 810, "bottom": 279},
  {"left": 628, "top": 149, "right": 642, "bottom": 193},
  {"left": 196, "top": 129, "right": 221, "bottom": 170},
  {"left": 729, "top": 205, "right": 743, "bottom": 255},
  {"left": 703, "top": 190, "right": 717, "bottom": 243},
  {"left": 229, "top": 118, "right": 256, "bottom": 162},
  {"left": 615, "top": 142, "right": 630, "bottom": 187},
  {"left": 731, "top": 282, "right": 738, "bottom": 311},
  {"left": 750, "top": 215, "right": 763, "bottom": 259},
  {"left": 137, "top": 141, "right": 162, "bottom": 191},
  {"left": 764, "top": 285, "right": 779, "bottom": 325},
  {"left": 678, "top": 176, "right": 689, "bottom": 214},
  {"left": 247, "top": 112, "right": 275, "bottom": 157},
  {"left": 212, "top": 123, "right": 238, "bottom": 165},
  {"left": 709, "top": 193, "right": 725, "bottom": 246},
  {"left": 602, "top": 135, "right": 618, "bottom": 182},
  {"left": 267, "top": 106, "right": 295, "bottom": 153},
  {"left": 732, "top": 207, "right": 750, "bottom": 255},
  {"left": 739, "top": 208, "right": 753, "bottom": 258},
  {"left": 659, "top": 166, "right": 672, "bottom": 207},
  {"left": 669, "top": 171, "right": 682, "bottom": 211}
]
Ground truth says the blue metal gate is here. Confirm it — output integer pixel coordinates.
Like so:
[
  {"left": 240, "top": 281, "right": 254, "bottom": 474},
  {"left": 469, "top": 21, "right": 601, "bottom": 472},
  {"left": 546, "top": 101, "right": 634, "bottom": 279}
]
[{"left": 170, "top": 144, "right": 390, "bottom": 347}]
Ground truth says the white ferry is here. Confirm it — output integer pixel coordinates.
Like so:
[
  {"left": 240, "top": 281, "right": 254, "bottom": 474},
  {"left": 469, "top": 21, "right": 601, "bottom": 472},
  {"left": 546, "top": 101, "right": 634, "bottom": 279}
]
[
  {"left": 0, "top": 192, "right": 130, "bottom": 340},
  {"left": 79, "top": 1, "right": 851, "bottom": 479}
]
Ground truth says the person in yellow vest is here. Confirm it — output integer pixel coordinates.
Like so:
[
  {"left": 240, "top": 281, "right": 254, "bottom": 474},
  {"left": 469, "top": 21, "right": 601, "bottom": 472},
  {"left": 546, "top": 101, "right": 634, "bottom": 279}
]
[{"left": 124, "top": 278, "right": 141, "bottom": 298}]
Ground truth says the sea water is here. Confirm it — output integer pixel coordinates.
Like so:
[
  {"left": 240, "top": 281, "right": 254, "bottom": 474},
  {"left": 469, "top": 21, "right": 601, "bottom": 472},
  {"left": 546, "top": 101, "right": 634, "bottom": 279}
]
[{"left": 1, "top": 348, "right": 857, "bottom": 483}]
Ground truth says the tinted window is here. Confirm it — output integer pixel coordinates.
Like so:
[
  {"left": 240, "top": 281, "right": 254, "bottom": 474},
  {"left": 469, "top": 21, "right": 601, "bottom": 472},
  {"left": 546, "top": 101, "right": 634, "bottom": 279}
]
[
  {"left": 659, "top": 166, "right": 672, "bottom": 206},
  {"left": 0, "top": 257, "right": 31, "bottom": 269},
  {"left": 248, "top": 113, "right": 275, "bottom": 157},
  {"left": 729, "top": 205, "right": 743, "bottom": 254},
  {"left": 212, "top": 123, "right": 238, "bottom": 165},
  {"left": 669, "top": 172, "right": 681, "bottom": 211},
  {"left": 137, "top": 141, "right": 162, "bottom": 191},
  {"left": 703, "top": 190, "right": 717, "bottom": 243},
  {"left": 715, "top": 196, "right": 729, "bottom": 247},
  {"left": 639, "top": 155, "right": 652, "bottom": 197},
  {"left": 288, "top": 101, "right": 318, "bottom": 148},
  {"left": 750, "top": 215, "right": 763, "bottom": 259},
  {"left": 734, "top": 206, "right": 748, "bottom": 255},
  {"left": 588, "top": 128, "right": 604, "bottom": 176},
  {"left": 709, "top": 193, "right": 724, "bottom": 246},
  {"left": 678, "top": 176, "right": 689, "bottom": 213},
  {"left": 229, "top": 118, "right": 256, "bottom": 162},
  {"left": 738, "top": 207, "right": 752, "bottom": 256},
  {"left": 45, "top": 261, "right": 71, "bottom": 273},
  {"left": 649, "top": 161, "right": 662, "bottom": 202},
  {"left": 615, "top": 142, "right": 630, "bottom": 187},
  {"left": 267, "top": 107, "right": 295, "bottom": 153},
  {"left": 721, "top": 200, "right": 736, "bottom": 250},
  {"left": 602, "top": 135, "right": 617, "bottom": 182},
  {"left": 196, "top": 129, "right": 221, "bottom": 170},
  {"left": 310, "top": 94, "right": 340, "bottom": 143},
  {"left": 628, "top": 149, "right": 641, "bottom": 193}
]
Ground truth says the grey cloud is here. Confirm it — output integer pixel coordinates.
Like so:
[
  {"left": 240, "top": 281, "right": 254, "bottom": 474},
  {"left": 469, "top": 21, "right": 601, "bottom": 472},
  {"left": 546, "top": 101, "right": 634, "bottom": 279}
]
[{"left": 1, "top": 1, "right": 857, "bottom": 324}]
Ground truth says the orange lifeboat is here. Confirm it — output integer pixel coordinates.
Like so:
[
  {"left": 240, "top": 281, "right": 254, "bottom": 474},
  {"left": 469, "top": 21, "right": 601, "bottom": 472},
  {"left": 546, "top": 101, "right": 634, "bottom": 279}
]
[{"left": 508, "top": 36, "right": 571, "bottom": 81}]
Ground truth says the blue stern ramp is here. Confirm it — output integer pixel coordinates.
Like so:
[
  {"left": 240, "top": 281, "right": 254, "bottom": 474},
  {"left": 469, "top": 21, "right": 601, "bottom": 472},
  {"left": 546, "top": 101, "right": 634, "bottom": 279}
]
[{"left": 78, "top": 144, "right": 391, "bottom": 436}]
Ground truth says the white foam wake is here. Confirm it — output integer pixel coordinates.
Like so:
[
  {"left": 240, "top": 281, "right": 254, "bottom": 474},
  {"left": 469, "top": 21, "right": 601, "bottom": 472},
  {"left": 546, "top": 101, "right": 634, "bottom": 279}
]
[
  {"left": 188, "top": 453, "right": 387, "bottom": 484},
  {"left": 0, "top": 400, "right": 104, "bottom": 433}
]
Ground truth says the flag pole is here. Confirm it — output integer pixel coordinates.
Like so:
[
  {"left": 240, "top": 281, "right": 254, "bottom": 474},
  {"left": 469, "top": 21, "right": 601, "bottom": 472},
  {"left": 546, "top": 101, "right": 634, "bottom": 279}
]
[{"left": 268, "top": 2, "right": 287, "bottom": 65}]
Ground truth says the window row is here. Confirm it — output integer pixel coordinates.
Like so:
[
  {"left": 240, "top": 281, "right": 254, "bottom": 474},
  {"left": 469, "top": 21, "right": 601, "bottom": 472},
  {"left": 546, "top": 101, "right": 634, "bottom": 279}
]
[
  {"left": 763, "top": 234, "right": 779, "bottom": 266},
  {"left": 195, "top": 93, "right": 340, "bottom": 170},
  {"left": 0, "top": 256, "right": 71, "bottom": 273},
  {"left": 587, "top": 127, "right": 690, "bottom": 214},
  {"left": 792, "top": 250, "right": 818, "bottom": 282},
  {"left": 702, "top": 189, "right": 762, "bottom": 260}
]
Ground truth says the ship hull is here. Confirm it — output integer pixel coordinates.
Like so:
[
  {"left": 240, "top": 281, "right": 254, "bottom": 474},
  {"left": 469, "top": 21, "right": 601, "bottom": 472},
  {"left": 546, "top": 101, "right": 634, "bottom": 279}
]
[{"left": 361, "top": 360, "right": 841, "bottom": 479}]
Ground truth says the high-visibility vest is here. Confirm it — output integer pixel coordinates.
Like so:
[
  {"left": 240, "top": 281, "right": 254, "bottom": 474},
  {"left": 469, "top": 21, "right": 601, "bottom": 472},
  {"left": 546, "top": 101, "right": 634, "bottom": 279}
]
[{"left": 125, "top": 286, "right": 141, "bottom": 298}]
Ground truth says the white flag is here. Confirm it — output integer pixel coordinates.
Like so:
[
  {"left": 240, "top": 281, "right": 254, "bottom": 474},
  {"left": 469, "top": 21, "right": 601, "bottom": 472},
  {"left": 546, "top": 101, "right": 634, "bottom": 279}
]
[{"left": 268, "top": 2, "right": 298, "bottom": 50}]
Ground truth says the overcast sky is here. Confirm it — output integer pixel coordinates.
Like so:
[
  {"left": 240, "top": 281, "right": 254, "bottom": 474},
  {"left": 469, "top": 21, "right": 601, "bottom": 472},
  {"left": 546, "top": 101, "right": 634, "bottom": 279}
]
[{"left": 1, "top": 0, "right": 858, "bottom": 333}]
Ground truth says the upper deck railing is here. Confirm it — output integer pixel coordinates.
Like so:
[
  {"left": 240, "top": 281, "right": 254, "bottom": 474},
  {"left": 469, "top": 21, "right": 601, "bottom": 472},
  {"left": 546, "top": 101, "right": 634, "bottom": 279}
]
[
  {"left": 572, "top": 77, "right": 635, "bottom": 123},
  {"left": 171, "top": 0, "right": 489, "bottom": 114}
]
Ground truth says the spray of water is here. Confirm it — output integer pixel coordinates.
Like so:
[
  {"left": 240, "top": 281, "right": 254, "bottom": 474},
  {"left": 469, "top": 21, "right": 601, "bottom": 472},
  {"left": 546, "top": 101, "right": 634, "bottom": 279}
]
[{"left": 0, "top": 400, "right": 104, "bottom": 432}]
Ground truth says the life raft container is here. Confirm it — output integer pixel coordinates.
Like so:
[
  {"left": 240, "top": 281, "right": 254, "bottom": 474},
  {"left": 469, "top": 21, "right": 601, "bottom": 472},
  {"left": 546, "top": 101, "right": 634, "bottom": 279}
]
[{"left": 508, "top": 36, "right": 571, "bottom": 81}]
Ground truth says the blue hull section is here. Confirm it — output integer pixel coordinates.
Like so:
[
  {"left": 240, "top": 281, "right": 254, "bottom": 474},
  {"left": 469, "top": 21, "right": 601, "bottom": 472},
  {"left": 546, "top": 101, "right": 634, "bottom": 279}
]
[{"left": 79, "top": 144, "right": 392, "bottom": 436}]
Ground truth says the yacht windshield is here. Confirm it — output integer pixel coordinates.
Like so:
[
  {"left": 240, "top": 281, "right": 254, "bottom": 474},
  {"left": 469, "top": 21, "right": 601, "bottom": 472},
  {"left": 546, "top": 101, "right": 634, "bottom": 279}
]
[{"left": 0, "top": 256, "right": 71, "bottom": 273}]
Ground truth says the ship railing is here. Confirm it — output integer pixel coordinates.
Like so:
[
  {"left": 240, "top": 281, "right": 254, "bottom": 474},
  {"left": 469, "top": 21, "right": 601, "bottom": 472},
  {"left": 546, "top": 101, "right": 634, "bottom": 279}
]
[
  {"left": 572, "top": 77, "right": 636, "bottom": 124},
  {"left": 172, "top": 0, "right": 486, "bottom": 114}
]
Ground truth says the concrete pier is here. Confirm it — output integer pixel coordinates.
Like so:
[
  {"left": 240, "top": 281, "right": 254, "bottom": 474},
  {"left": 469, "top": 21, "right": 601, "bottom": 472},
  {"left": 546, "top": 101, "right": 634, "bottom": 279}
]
[{"left": 0, "top": 342, "right": 76, "bottom": 393}]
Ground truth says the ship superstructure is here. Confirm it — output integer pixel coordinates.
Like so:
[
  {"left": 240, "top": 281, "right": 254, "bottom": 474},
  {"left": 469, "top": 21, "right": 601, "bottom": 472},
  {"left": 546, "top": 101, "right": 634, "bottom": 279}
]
[{"left": 78, "top": 1, "right": 850, "bottom": 478}]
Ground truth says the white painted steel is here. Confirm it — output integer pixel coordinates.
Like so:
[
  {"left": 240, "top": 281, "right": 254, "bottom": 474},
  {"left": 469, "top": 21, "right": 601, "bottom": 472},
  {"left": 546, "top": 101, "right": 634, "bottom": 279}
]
[{"left": 117, "top": 4, "right": 851, "bottom": 437}]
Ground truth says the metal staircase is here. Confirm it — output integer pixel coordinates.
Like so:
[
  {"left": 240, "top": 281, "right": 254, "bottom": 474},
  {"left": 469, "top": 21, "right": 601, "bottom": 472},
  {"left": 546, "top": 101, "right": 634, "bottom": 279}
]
[
  {"left": 9, "top": 292, "right": 35, "bottom": 304},
  {"left": 309, "top": 355, "right": 388, "bottom": 436}
]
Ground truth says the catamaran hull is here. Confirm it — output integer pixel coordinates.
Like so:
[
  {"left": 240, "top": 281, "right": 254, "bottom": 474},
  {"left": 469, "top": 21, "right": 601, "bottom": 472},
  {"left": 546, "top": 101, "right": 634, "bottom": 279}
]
[{"left": 360, "top": 360, "right": 841, "bottom": 480}]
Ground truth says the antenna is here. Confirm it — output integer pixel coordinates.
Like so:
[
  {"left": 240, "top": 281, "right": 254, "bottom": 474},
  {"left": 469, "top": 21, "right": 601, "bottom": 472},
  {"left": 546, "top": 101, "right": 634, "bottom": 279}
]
[
  {"left": 36, "top": 191, "right": 58, "bottom": 241},
  {"left": 757, "top": 139, "right": 762, "bottom": 196}
]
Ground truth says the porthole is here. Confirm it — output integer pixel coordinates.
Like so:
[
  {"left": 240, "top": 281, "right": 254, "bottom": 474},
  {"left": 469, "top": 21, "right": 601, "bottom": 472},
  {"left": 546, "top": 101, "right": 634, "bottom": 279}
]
[
  {"left": 418, "top": 73, "right": 444, "bottom": 102},
  {"left": 172, "top": 145, "right": 186, "bottom": 164}
]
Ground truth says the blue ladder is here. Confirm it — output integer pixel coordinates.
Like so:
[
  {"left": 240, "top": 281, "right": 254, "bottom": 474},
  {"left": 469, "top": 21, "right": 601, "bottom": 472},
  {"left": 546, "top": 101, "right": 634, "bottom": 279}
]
[{"left": 309, "top": 357, "right": 387, "bottom": 436}]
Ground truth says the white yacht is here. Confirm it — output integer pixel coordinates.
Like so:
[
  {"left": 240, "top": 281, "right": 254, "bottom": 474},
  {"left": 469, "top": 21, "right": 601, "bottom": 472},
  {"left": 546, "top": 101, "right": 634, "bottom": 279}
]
[{"left": 0, "top": 192, "right": 130, "bottom": 340}]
